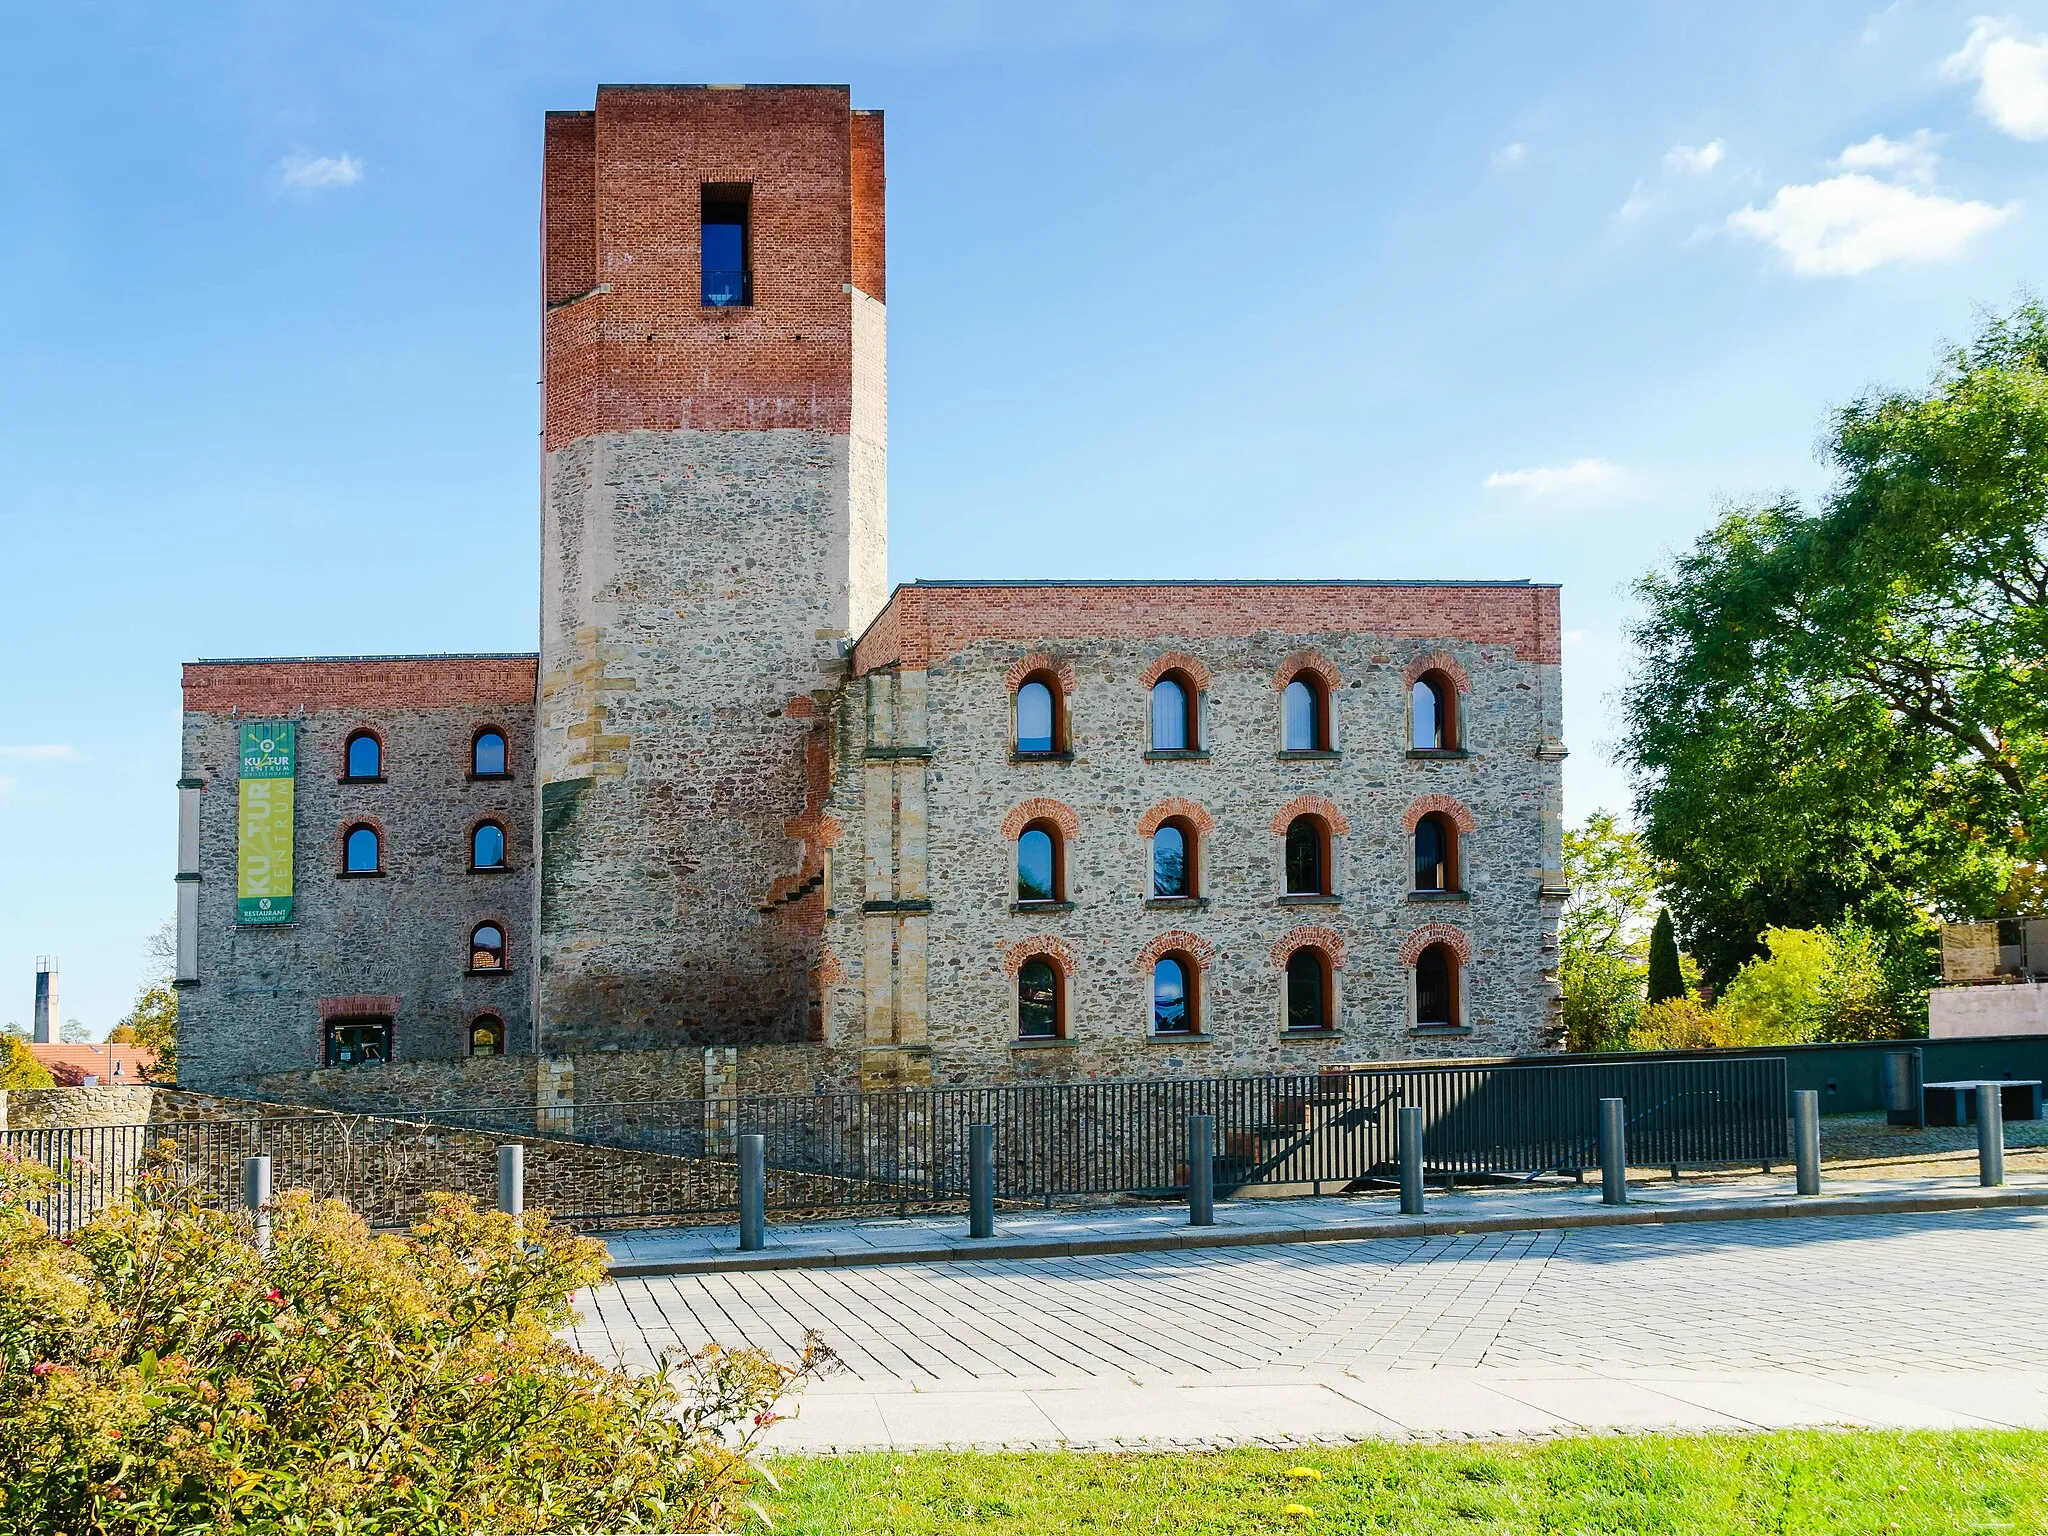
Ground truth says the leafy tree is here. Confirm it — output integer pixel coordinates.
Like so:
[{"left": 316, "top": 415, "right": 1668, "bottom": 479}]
[
  {"left": 1646, "top": 910, "right": 1686, "bottom": 1004},
  {"left": 58, "top": 1019, "right": 94, "bottom": 1044},
  {"left": 0, "top": 1037, "right": 54, "bottom": 1090},
  {"left": 1622, "top": 301, "right": 2048, "bottom": 984},
  {"left": 110, "top": 984, "right": 178, "bottom": 1083},
  {"left": 0, "top": 1149, "right": 827, "bottom": 1533},
  {"left": 1558, "top": 812, "right": 1661, "bottom": 1051}
]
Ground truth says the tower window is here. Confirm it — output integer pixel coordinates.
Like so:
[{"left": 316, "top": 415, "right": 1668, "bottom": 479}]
[
  {"left": 1413, "top": 814, "right": 1459, "bottom": 892},
  {"left": 1415, "top": 943, "right": 1460, "bottom": 1027},
  {"left": 1413, "top": 672, "right": 1458, "bottom": 750},
  {"left": 1152, "top": 953, "right": 1197, "bottom": 1035},
  {"left": 701, "top": 183, "right": 752, "bottom": 308},
  {"left": 344, "top": 731, "right": 382, "bottom": 780},
  {"left": 469, "top": 1014, "right": 505, "bottom": 1057},
  {"left": 1284, "top": 815, "right": 1331, "bottom": 896},
  {"left": 472, "top": 821, "right": 507, "bottom": 871},
  {"left": 1015, "top": 675, "right": 1065, "bottom": 755},
  {"left": 1283, "top": 677, "right": 1327, "bottom": 751},
  {"left": 343, "top": 825, "right": 381, "bottom": 874},
  {"left": 1018, "top": 957, "right": 1062, "bottom": 1039},
  {"left": 1150, "top": 675, "right": 1196, "bottom": 751},
  {"left": 1152, "top": 819, "right": 1195, "bottom": 898},
  {"left": 472, "top": 729, "right": 508, "bottom": 777},
  {"left": 470, "top": 923, "right": 506, "bottom": 971},
  {"left": 1286, "top": 948, "right": 1333, "bottom": 1032},
  {"left": 1017, "top": 822, "right": 1064, "bottom": 904}
]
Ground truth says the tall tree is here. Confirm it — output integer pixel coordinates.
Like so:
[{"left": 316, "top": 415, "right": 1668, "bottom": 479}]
[
  {"left": 1623, "top": 302, "right": 2048, "bottom": 983},
  {"left": 1558, "top": 812, "right": 1662, "bottom": 1051},
  {"left": 1646, "top": 909, "right": 1686, "bottom": 1003}
]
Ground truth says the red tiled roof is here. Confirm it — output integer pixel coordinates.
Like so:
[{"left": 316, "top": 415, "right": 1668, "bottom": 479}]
[{"left": 27, "top": 1043, "right": 158, "bottom": 1085}]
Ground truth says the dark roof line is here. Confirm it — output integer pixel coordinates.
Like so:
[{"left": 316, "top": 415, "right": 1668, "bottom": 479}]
[{"left": 191, "top": 653, "right": 538, "bottom": 666}]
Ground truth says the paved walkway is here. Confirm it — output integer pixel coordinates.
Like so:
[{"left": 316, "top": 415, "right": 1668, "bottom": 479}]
[{"left": 570, "top": 1204, "right": 2048, "bottom": 1450}]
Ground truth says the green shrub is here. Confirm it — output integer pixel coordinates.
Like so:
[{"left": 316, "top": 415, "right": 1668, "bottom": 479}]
[
  {"left": 0, "top": 1035, "right": 55, "bottom": 1089},
  {"left": 0, "top": 1146, "right": 825, "bottom": 1534}
]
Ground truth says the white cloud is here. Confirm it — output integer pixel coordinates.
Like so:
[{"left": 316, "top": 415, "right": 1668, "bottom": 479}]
[
  {"left": 1615, "top": 180, "right": 1655, "bottom": 221},
  {"left": 1493, "top": 141, "right": 1527, "bottom": 168},
  {"left": 1663, "top": 139, "right": 1725, "bottom": 174},
  {"left": 0, "top": 744, "right": 82, "bottom": 762},
  {"left": 1483, "top": 458, "right": 1626, "bottom": 495},
  {"left": 277, "top": 152, "right": 364, "bottom": 192},
  {"left": 1727, "top": 172, "right": 2009, "bottom": 276},
  {"left": 1835, "top": 129, "right": 1941, "bottom": 183},
  {"left": 1944, "top": 20, "right": 2048, "bottom": 140}
]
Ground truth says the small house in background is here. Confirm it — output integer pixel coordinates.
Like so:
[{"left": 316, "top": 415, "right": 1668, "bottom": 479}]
[
  {"left": 1931, "top": 920, "right": 2048, "bottom": 1037},
  {"left": 29, "top": 1043, "right": 158, "bottom": 1086}
]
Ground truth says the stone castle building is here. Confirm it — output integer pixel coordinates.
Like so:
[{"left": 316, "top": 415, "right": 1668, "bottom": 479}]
[{"left": 176, "top": 85, "right": 1567, "bottom": 1094}]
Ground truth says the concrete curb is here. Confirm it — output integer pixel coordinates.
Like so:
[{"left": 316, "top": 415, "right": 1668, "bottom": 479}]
[{"left": 606, "top": 1183, "right": 2048, "bottom": 1278}]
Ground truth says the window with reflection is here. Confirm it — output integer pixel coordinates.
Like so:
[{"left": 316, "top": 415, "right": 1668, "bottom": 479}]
[
  {"left": 344, "top": 825, "right": 380, "bottom": 873},
  {"left": 1152, "top": 954, "right": 1195, "bottom": 1034},
  {"left": 1152, "top": 820, "right": 1193, "bottom": 898},
  {"left": 1016, "top": 823, "right": 1061, "bottom": 903},
  {"left": 1415, "top": 943, "right": 1458, "bottom": 1027},
  {"left": 473, "top": 729, "right": 508, "bottom": 777},
  {"left": 1282, "top": 677, "right": 1326, "bottom": 751},
  {"left": 472, "top": 821, "right": 507, "bottom": 870},
  {"left": 469, "top": 1015, "right": 505, "bottom": 1057},
  {"left": 1018, "top": 958, "right": 1061, "bottom": 1039},
  {"left": 1150, "top": 676, "right": 1195, "bottom": 751},
  {"left": 345, "top": 731, "right": 382, "bottom": 779},
  {"left": 470, "top": 923, "right": 506, "bottom": 971},
  {"left": 1413, "top": 814, "right": 1456, "bottom": 892},
  {"left": 1284, "top": 816, "right": 1329, "bottom": 896},
  {"left": 1412, "top": 673, "right": 1456, "bottom": 750},
  {"left": 1286, "top": 948, "right": 1332, "bottom": 1032},
  {"left": 1015, "top": 677, "right": 1058, "bottom": 754}
]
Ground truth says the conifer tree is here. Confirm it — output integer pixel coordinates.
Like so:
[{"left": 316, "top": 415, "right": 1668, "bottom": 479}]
[{"left": 1646, "top": 909, "right": 1686, "bottom": 1004}]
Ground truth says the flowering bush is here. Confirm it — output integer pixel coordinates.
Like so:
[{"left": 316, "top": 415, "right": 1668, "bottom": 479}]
[{"left": 0, "top": 1146, "right": 826, "bottom": 1534}]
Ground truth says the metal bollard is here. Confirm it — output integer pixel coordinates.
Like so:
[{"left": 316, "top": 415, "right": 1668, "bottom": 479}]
[
  {"left": 1398, "top": 1104, "right": 1425, "bottom": 1215},
  {"left": 242, "top": 1155, "right": 272, "bottom": 1256},
  {"left": 1793, "top": 1090, "right": 1821, "bottom": 1196},
  {"left": 738, "top": 1133, "right": 766, "bottom": 1252},
  {"left": 1978, "top": 1083, "right": 2006, "bottom": 1188},
  {"left": 1188, "top": 1114, "right": 1215, "bottom": 1227},
  {"left": 968, "top": 1122, "right": 995, "bottom": 1239},
  {"left": 1598, "top": 1097, "right": 1627, "bottom": 1206},
  {"left": 496, "top": 1144, "right": 525, "bottom": 1217}
]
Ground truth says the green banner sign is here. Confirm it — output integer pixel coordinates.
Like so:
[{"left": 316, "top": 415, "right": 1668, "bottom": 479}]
[{"left": 237, "top": 721, "right": 296, "bottom": 925}]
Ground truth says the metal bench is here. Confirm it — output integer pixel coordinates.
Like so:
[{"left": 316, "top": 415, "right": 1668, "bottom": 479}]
[{"left": 1922, "top": 1079, "right": 2043, "bottom": 1127}]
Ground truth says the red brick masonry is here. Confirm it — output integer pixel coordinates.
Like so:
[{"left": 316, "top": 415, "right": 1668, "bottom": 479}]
[
  {"left": 183, "top": 656, "right": 539, "bottom": 716},
  {"left": 855, "top": 582, "right": 1563, "bottom": 675}
]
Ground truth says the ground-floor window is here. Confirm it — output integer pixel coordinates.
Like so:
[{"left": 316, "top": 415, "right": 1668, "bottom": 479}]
[
  {"left": 1414, "top": 944, "right": 1459, "bottom": 1027},
  {"left": 469, "top": 1015, "right": 505, "bottom": 1057},
  {"left": 326, "top": 1016, "right": 391, "bottom": 1067}
]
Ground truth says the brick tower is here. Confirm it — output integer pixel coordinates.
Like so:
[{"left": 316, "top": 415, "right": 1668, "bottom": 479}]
[{"left": 537, "top": 86, "right": 886, "bottom": 1049}]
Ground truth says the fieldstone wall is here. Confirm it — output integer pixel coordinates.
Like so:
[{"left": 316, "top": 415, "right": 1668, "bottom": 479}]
[
  {"left": 825, "top": 626, "right": 1564, "bottom": 1085},
  {"left": 178, "top": 679, "right": 537, "bottom": 1086},
  {"left": 0, "top": 1086, "right": 160, "bottom": 1131}
]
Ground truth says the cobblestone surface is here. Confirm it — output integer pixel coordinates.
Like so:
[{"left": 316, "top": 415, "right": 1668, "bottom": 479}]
[{"left": 572, "top": 1208, "right": 2048, "bottom": 1383}]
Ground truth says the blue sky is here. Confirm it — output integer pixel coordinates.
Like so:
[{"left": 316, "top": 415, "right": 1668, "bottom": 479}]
[{"left": 4, "top": 0, "right": 2046, "bottom": 1034}]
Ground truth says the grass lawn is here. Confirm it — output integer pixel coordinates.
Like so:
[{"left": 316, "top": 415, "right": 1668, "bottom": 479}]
[{"left": 754, "top": 1431, "right": 2048, "bottom": 1533}]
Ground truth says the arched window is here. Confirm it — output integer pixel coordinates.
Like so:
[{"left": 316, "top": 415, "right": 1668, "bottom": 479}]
[
  {"left": 472, "top": 821, "right": 507, "bottom": 870},
  {"left": 1015, "top": 677, "right": 1060, "bottom": 755},
  {"left": 472, "top": 729, "right": 508, "bottom": 777},
  {"left": 1152, "top": 819, "right": 1195, "bottom": 899},
  {"left": 1284, "top": 815, "right": 1329, "bottom": 896},
  {"left": 1016, "top": 821, "right": 1063, "bottom": 903},
  {"left": 469, "top": 1015, "right": 505, "bottom": 1057},
  {"left": 1413, "top": 813, "right": 1458, "bottom": 892},
  {"left": 1412, "top": 673, "right": 1457, "bottom": 751},
  {"left": 1415, "top": 942, "right": 1459, "bottom": 1027},
  {"left": 1286, "top": 948, "right": 1332, "bottom": 1032},
  {"left": 343, "top": 825, "right": 380, "bottom": 874},
  {"left": 1152, "top": 954, "right": 1196, "bottom": 1035},
  {"left": 345, "top": 731, "right": 382, "bottom": 780},
  {"left": 1018, "top": 957, "right": 1062, "bottom": 1039},
  {"left": 1150, "top": 675, "right": 1196, "bottom": 751},
  {"left": 470, "top": 923, "right": 506, "bottom": 971},
  {"left": 1282, "top": 677, "right": 1326, "bottom": 752}
]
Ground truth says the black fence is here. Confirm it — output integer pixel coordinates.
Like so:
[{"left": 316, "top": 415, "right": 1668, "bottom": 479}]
[
  {"left": 4, "top": 1056, "right": 1790, "bottom": 1236},
  {"left": 421, "top": 1054, "right": 1791, "bottom": 1210}
]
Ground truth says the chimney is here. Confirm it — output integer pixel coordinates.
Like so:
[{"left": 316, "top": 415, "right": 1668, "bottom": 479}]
[{"left": 32, "top": 957, "right": 56, "bottom": 1045}]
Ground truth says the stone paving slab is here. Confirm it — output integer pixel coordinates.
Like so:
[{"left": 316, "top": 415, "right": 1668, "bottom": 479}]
[
  {"left": 573, "top": 1205, "right": 2048, "bottom": 1451},
  {"left": 600, "top": 1172, "right": 2048, "bottom": 1277}
]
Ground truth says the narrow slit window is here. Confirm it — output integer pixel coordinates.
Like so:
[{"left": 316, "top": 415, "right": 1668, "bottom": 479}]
[{"left": 701, "top": 184, "right": 752, "bottom": 308}]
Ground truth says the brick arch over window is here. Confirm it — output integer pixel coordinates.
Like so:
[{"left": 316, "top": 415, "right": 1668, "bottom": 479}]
[
  {"left": 338, "top": 816, "right": 388, "bottom": 868},
  {"left": 1003, "top": 935, "right": 1079, "bottom": 977},
  {"left": 1140, "top": 650, "right": 1213, "bottom": 690},
  {"left": 1004, "top": 652, "right": 1079, "bottom": 697},
  {"left": 1401, "top": 794, "right": 1476, "bottom": 834},
  {"left": 318, "top": 994, "right": 400, "bottom": 1021},
  {"left": 1269, "top": 794, "right": 1350, "bottom": 836},
  {"left": 1001, "top": 797, "right": 1081, "bottom": 842},
  {"left": 1133, "top": 929, "right": 1217, "bottom": 973},
  {"left": 1271, "top": 925, "right": 1346, "bottom": 970},
  {"left": 1399, "top": 922, "right": 1474, "bottom": 965},
  {"left": 1402, "top": 650, "right": 1472, "bottom": 693},
  {"left": 1137, "top": 796, "right": 1217, "bottom": 838},
  {"left": 1273, "top": 649, "right": 1342, "bottom": 692}
]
